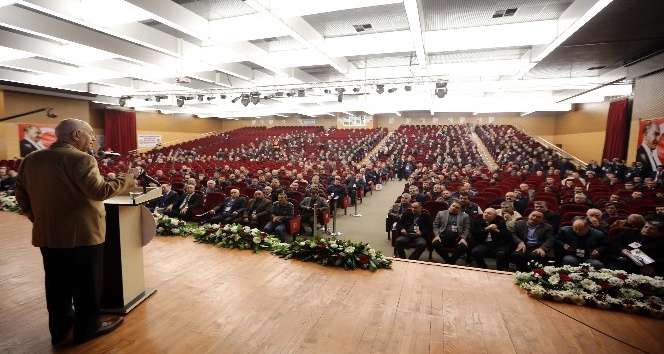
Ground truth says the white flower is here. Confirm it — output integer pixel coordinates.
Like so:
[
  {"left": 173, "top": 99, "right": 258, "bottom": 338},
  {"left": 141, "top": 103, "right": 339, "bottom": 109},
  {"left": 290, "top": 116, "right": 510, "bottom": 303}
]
[
  {"left": 548, "top": 274, "right": 560, "bottom": 285},
  {"left": 299, "top": 242, "right": 306, "bottom": 246},
  {"left": 253, "top": 236, "right": 262, "bottom": 244},
  {"left": 344, "top": 246, "right": 355, "bottom": 254},
  {"left": 368, "top": 249, "right": 377, "bottom": 258},
  {"left": 330, "top": 243, "right": 338, "bottom": 249},
  {"left": 310, "top": 243, "right": 317, "bottom": 248}
]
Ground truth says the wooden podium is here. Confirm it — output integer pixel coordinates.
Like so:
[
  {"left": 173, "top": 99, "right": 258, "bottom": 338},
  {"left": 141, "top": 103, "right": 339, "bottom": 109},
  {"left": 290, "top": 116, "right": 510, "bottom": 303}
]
[{"left": 101, "top": 187, "right": 161, "bottom": 314}]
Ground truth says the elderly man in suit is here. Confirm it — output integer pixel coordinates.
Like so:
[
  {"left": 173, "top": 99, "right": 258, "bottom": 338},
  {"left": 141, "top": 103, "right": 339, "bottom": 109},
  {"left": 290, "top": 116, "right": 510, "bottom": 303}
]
[
  {"left": 432, "top": 201, "right": 470, "bottom": 265},
  {"left": 165, "top": 184, "right": 202, "bottom": 221},
  {"left": 208, "top": 188, "right": 246, "bottom": 224},
  {"left": 394, "top": 202, "right": 433, "bottom": 260},
  {"left": 388, "top": 193, "right": 412, "bottom": 230},
  {"left": 555, "top": 218, "right": 607, "bottom": 269},
  {"left": 299, "top": 189, "right": 329, "bottom": 235},
  {"left": 151, "top": 183, "right": 178, "bottom": 213},
  {"left": 237, "top": 190, "right": 273, "bottom": 228},
  {"left": 509, "top": 211, "right": 555, "bottom": 271},
  {"left": 15, "top": 118, "right": 137, "bottom": 345},
  {"left": 470, "top": 208, "right": 512, "bottom": 270}
]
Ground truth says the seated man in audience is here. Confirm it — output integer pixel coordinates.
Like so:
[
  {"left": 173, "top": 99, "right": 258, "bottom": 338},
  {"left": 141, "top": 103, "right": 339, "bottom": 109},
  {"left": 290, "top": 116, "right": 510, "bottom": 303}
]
[
  {"left": 518, "top": 183, "right": 535, "bottom": 200},
  {"left": 437, "top": 190, "right": 454, "bottom": 204},
  {"left": 432, "top": 201, "right": 470, "bottom": 265},
  {"left": 394, "top": 202, "right": 433, "bottom": 260},
  {"left": 409, "top": 186, "right": 428, "bottom": 204},
  {"left": 164, "top": 184, "right": 202, "bottom": 221},
  {"left": 458, "top": 193, "right": 481, "bottom": 219},
  {"left": 608, "top": 221, "right": 664, "bottom": 276},
  {"left": 345, "top": 173, "right": 366, "bottom": 206},
  {"left": 564, "top": 193, "right": 596, "bottom": 208},
  {"left": 601, "top": 202, "right": 627, "bottom": 221},
  {"left": 585, "top": 208, "right": 609, "bottom": 234},
  {"left": 326, "top": 176, "right": 347, "bottom": 208},
  {"left": 299, "top": 189, "right": 329, "bottom": 235},
  {"left": 208, "top": 188, "right": 247, "bottom": 224},
  {"left": 645, "top": 206, "right": 664, "bottom": 222},
  {"left": 388, "top": 193, "right": 412, "bottom": 230},
  {"left": 428, "top": 183, "right": 444, "bottom": 200},
  {"left": 470, "top": 208, "right": 512, "bottom": 270},
  {"left": 555, "top": 218, "right": 607, "bottom": 269},
  {"left": 496, "top": 201, "right": 522, "bottom": 233},
  {"left": 152, "top": 183, "right": 178, "bottom": 213},
  {"left": 263, "top": 193, "right": 294, "bottom": 242},
  {"left": 263, "top": 185, "right": 277, "bottom": 201},
  {"left": 623, "top": 190, "right": 645, "bottom": 204},
  {"left": 240, "top": 190, "right": 273, "bottom": 229},
  {"left": 200, "top": 180, "right": 220, "bottom": 199},
  {"left": 610, "top": 214, "right": 646, "bottom": 232},
  {"left": 509, "top": 211, "right": 555, "bottom": 271}
]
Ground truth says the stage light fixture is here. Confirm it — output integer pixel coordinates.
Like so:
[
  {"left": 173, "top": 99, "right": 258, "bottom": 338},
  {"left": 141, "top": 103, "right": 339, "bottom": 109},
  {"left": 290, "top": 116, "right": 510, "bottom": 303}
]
[
  {"left": 275, "top": 92, "right": 284, "bottom": 97},
  {"left": 144, "top": 97, "right": 153, "bottom": 101},
  {"left": 388, "top": 88, "right": 397, "bottom": 93},
  {"left": 323, "top": 89, "right": 331, "bottom": 94},
  {"left": 250, "top": 92, "right": 260, "bottom": 105},
  {"left": 404, "top": 85, "right": 412, "bottom": 91},
  {"left": 198, "top": 95, "right": 204, "bottom": 101},
  {"left": 155, "top": 95, "right": 168, "bottom": 102},
  {"left": 376, "top": 85, "right": 384, "bottom": 94},
  {"left": 176, "top": 97, "right": 185, "bottom": 107},
  {"left": 240, "top": 93, "right": 250, "bottom": 107},
  {"left": 353, "top": 87, "right": 360, "bottom": 93},
  {"left": 206, "top": 96, "right": 216, "bottom": 101},
  {"left": 220, "top": 94, "right": 227, "bottom": 99},
  {"left": 298, "top": 89, "right": 305, "bottom": 97},
  {"left": 118, "top": 96, "right": 131, "bottom": 107},
  {"left": 335, "top": 87, "right": 345, "bottom": 102},
  {"left": 435, "top": 82, "right": 448, "bottom": 98},
  {"left": 231, "top": 96, "right": 240, "bottom": 103}
]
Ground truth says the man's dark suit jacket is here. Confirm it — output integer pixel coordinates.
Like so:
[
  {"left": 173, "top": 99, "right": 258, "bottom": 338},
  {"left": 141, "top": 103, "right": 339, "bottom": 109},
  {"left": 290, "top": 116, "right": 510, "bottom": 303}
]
[
  {"left": 636, "top": 145, "right": 657, "bottom": 177},
  {"left": 510, "top": 220, "right": 555, "bottom": 257},
  {"left": 471, "top": 216, "right": 511, "bottom": 246},
  {"left": 213, "top": 196, "right": 247, "bottom": 215},
  {"left": 609, "top": 228, "right": 664, "bottom": 275},
  {"left": 177, "top": 192, "right": 202, "bottom": 211},
  {"left": 555, "top": 226, "right": 607, "bottom": 257},
  {"left": 156, "top": 190, "right": 178, "bottom": 209},
  {"left": 396, "top": 210, "right": 433, "bottom": 237},
  {"left": 242, "top": 197, "right": 273, "bottom": 222}
]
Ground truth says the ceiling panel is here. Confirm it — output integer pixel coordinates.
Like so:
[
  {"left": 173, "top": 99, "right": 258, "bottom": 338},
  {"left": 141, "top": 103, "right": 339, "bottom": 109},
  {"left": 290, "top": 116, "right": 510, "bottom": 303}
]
[
  {"left": 421, "top": 0, "right": 572, "bottom": 31},
  {"left": 429, "top": 47, "right": 530, "bottom": 64},
  {"left": 172, "top": 0, "right": 256, "bottom": 21},
  {"left": 302, "top": 3, "right": 408, "bottom": 38}
]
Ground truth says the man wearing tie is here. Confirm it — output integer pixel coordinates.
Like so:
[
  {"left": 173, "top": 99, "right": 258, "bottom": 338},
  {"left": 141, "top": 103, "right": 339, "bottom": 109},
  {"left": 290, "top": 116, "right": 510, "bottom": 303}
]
[
  {"left": 152, "top": 183, "right": 178, "bottom": 213},
  {"left": 165, "top": 184, "right": 201, "bottom": 220},
  {"left": 636, "top": 121, "right": 662, "bottom": 177},
  {"left": 208, "top": 188, "right": 246, "bottom": 224}
]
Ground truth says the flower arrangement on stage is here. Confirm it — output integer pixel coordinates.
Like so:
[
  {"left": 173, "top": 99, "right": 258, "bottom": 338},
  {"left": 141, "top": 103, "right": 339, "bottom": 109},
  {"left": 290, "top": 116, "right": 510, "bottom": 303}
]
[
  {"left": 193, "top": 223, "right": 281, "bottom": 253},
  {"left": 515, "top": 263, "right": 664, "bottom": 318},
  {"left": 151, "top": 215, "right": 391, "bottom": 272},
  {"left": 0, "top": 193, "right": 22, "bottom": 214},
  {"left": 154, "top": 214, "right": 201, "bottom": 237},
  {"left": 272, "top": 235, "right": 392, "bottom": 272}
]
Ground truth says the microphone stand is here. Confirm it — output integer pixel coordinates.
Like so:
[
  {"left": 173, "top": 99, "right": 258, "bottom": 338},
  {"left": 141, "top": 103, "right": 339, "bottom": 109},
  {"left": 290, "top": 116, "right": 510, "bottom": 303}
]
[
  {"left": 328, "top": 196, "right": 342, "bottom": 236},
  {"left": 312, "top": 204, "right": 318, "bottom": 237},
  {"left": 139, "top": 171, "right": 161, "bottom": 194}
]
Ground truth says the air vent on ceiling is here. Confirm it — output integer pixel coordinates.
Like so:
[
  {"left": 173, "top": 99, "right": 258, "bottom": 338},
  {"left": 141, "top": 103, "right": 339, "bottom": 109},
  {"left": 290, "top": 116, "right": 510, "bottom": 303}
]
[
  {"left": 493, "top": 8, "right": 518, "bottom": 18},
  {"left": 353, "top": 24, "right": 373, "bottom": 33},
  {"left": 587, "top": 66, "right": 607, "bottom": 70}
]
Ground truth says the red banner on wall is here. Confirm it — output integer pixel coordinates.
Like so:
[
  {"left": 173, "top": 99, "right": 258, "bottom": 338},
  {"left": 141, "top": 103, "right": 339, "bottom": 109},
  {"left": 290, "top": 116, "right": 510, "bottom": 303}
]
[
  {"left": 18, "top": 123, "right": 56, "bottom": 157},
  {"left": 636, "top": 118, "right": 664, "bottom": 173}
]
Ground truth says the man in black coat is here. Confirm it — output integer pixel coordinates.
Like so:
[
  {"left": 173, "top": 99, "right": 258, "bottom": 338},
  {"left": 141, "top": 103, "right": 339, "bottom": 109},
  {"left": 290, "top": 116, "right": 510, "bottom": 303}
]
[
  {"left": 394, "top": 202, "right": 433, "bottom": 260},
  {"left": 208, "top": 188, "right": 247, "bottom": 224},
  {"left": 164, "top": 184, "right": 202, "bottom": 220},
  {"left": 152, "top": 183, "right": 179, "bottom": 213},
  {"left": 608, "top": 221, "right": 664, "bottom": 276},
  {"left": 470, "top": 208, "right": 512, "bottom": 270}
]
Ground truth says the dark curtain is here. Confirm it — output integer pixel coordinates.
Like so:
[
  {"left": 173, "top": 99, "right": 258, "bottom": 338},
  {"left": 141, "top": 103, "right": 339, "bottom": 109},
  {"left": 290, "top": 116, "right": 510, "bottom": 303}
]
[
  {"left": 601, "top": 99, "right": 630, "bottom": 161},
  {"left": 104, "top": 109, "right": 137, "bottom": 155}
]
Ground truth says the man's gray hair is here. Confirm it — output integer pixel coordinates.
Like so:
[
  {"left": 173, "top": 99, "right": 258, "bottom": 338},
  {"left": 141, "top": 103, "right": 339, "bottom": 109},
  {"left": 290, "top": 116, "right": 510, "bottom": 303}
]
[{"left": 55, "top": 118, "right": 85, "bottom": 140}]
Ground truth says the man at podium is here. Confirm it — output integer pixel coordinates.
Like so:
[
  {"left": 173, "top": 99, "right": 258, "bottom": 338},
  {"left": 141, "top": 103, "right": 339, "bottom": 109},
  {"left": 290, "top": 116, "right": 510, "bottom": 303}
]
[{"left": 15, "top": 118, "right": 138, "bottom": 346}]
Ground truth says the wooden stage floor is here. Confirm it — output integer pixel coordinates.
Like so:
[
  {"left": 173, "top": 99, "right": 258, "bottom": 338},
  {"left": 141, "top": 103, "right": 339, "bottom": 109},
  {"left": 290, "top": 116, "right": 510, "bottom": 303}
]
[{"left": 1, "top": 211, "right": 663, "bottom": 354}]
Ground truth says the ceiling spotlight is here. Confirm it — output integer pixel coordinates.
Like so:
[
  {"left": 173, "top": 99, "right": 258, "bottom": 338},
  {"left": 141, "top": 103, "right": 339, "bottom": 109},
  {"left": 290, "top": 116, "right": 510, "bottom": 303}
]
[
  {"left": 323, "top": 89, "right": 331, "bottom": 94},
  {"left": 184, "top": 96, "right": 195, "bottom": 101},
  {"left": 286, "top": 91, "right": 294, "bottom": 97},
  {"left": 274, "top": 92, "right": 284, "bottom": 97},
  {"left": 376, "top": 85, "right": 384, "bottom": 94},
  {"left": 297, "top": 89, "right": 305, "bottom": 97},
  {"left": 176, "top": 97, "right": 185, "bottom": 107},
  {"left": 206, "top": 96, "right": 216, "bottom": 101},
  {"left": 250, "top": 92, "right": 260, "bottom": 105},
  {"left": 197, "top": 95, "right": 204, "bottom": 102},
  {"left": 118, "top": 96, "right": 129, "bottom": 107},
  {"left": 263, "top": 95, "right": 270, "bottom": 100},
  {"left": 335, "top": 87, "right": 345, "bottom": 102},
  {"left": 144, "top": 97, "right": 153, "bottom": 101},
  {"left": 240, "top": 93, "right": 250, "bottom": 107},
  {"left": 353, "top": 87, "right": 360, "bottom": 93},
  {"left": 220, "top": 94, "right": 227, "bottom": 99},
  {"left": 231, "top": 96, "right": 241, "bottom": 103},
  {"left": 404, "top": 85, "right": 412, "bottom": 91},
  {"left": 388, "top": 88, "right": 397, "bottom": 93},
  {"left": 435, "top": 82, "right": 448, "bottom": 98},
  {"left": 155, "top": 95, "right": 168, "bottom": 102}
]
